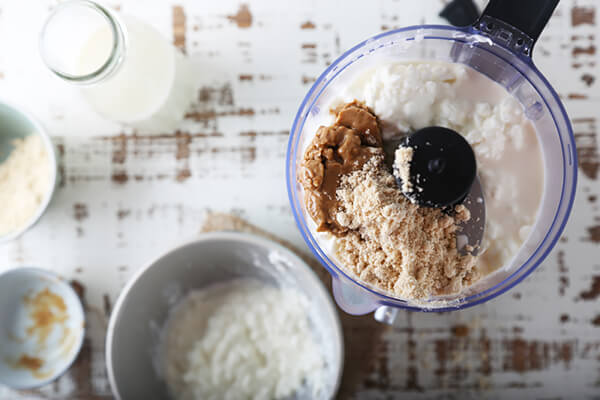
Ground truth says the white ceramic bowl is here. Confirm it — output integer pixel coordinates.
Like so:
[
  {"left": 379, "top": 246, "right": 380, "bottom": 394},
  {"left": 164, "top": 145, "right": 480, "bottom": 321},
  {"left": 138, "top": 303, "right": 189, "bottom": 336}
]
[
  {"left": 0, "top": 267, "right": 85, "bottom": 389},
  {"left": 0, "top": 100, "right": 58, "bottom": 243},
  {"left": 106, "top": 232, "right": 344, "bottom": 400}
]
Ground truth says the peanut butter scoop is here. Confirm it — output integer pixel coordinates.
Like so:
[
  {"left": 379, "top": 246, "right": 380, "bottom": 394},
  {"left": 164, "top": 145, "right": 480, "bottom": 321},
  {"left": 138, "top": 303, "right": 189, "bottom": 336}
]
[{"left": 299, "top": 101, "right": 383, "bottom": 235}]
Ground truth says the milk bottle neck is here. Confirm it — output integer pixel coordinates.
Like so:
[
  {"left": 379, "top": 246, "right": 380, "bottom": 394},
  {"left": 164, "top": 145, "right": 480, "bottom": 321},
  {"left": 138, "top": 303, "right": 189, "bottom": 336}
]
[{"left": 39, "top": 0, "right": 126, "bottom": 85}]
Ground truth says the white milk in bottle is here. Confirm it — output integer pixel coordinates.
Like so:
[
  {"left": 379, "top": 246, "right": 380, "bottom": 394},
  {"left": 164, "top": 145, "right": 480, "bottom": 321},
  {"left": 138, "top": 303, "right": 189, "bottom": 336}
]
[{"left": 40, "top": 1, "right": 195, "bottom": 133}]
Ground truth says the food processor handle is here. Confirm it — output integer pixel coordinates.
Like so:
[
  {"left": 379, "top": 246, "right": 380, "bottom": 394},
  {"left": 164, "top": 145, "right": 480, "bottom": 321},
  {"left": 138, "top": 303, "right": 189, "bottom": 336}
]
[
  {"left": 475, "top": 0, "right": 559, "bottom": 57},
  {"left": 330, "top": 275, "right": 381, "bottom": 315}
]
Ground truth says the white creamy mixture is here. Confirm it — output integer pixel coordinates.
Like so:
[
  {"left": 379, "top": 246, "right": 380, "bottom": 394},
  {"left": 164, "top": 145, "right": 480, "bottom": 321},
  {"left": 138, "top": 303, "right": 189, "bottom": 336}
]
[
  {"left": 0, "top": 135, "right": 51, "bottom": 237},
  {"left": 161, "top": 279, "right": 326, "bottom": 400},
  {"left": 319, "top": 61, "right": 544, "bottom": 289}
]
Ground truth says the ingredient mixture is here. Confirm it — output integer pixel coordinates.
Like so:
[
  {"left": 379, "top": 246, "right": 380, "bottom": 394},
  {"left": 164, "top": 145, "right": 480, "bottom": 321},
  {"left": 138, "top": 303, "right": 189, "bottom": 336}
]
[
  {"left": 299, "top": 100, "right": 383, "bottom": 235},
  {"left": 0, "top": 134, "right": 51, "bottom": 237},
  {"left": 300, "top": 102, "right": 476, "bottom": 298},
  {"left": 162, "top": 279, "right": 326, "bottom": 400},
  {"left": 299, "top": 61, "right": 544, "bottom": 299}
]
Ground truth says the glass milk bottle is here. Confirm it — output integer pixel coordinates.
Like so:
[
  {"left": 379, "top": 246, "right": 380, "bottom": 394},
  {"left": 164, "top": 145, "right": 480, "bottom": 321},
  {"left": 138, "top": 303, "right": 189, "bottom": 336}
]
[{"left": 39, "top": 0, "right": 195, "bottom": 133}]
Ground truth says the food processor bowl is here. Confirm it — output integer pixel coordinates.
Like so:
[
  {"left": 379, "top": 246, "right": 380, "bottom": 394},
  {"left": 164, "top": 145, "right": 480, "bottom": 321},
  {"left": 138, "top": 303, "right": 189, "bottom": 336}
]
[{"left": 286, "top": 1, "right": 577, "bottom": 317}]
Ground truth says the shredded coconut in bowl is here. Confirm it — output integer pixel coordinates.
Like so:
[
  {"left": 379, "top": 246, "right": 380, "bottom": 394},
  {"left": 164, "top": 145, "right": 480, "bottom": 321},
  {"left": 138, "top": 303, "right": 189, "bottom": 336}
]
[
  {"left": 0, "top": 134, "right": 51, "bottom": 237},
  {"left": 161, "top": 278, "right": 329, "bottom": 400}
]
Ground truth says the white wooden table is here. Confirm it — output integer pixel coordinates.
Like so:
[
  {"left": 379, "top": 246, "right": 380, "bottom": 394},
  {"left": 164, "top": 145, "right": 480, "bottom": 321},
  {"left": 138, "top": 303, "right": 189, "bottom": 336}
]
[{"left": 0, "top": 0, "right": 599, "bottom": 398}]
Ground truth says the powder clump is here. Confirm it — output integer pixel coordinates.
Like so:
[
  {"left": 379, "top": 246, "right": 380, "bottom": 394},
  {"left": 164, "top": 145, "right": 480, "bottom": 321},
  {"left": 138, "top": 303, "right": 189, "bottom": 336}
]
[{"left": 393, "top": 146, "right": 414, "bottom": 193}]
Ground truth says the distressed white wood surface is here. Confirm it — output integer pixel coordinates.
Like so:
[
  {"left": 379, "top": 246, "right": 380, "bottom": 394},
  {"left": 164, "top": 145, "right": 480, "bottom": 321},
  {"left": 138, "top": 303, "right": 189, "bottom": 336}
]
[{"left": 0, "top": 0, "right": 599, "bottom": 399}]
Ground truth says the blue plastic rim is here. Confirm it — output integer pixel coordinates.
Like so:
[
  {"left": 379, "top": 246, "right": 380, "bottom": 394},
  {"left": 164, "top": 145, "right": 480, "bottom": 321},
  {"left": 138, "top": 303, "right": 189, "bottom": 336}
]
[{"left": 286, "top": 25, "right": 578, "bottom": 313}]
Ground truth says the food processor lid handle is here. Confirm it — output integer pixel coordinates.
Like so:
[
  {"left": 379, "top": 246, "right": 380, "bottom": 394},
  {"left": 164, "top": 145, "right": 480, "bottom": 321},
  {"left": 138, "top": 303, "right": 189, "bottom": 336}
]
[{"left": 475, "top": 0, "right": 559, "bottom": 57}]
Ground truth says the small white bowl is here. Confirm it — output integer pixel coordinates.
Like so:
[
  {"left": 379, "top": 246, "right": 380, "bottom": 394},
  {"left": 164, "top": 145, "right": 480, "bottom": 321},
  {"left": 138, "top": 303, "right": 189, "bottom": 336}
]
[
  {"left": 0, "top": 267, "right": 85, "bottom": 389},
  {"left": 0, "top": 100, "right": 58, "bottom": 243}
]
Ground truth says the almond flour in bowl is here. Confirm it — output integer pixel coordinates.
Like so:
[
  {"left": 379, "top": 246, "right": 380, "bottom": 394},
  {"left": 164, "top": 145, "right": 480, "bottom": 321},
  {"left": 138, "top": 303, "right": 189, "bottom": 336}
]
[
  {"left": 0, "top": 100, "right": 57, "bottom": 243},
  {"left": 0, "top": 134, "right": 52, "bottom": 238}
]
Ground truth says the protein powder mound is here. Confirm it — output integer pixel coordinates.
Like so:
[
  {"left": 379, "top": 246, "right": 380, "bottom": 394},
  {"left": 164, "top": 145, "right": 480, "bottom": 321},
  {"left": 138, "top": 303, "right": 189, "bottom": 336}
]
[
  {"left": 335, "top": 156, "right": 477, "bottom": 299},
  {"left": 299, "top": 100, "right": 479, "bottom": 299}
]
